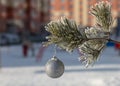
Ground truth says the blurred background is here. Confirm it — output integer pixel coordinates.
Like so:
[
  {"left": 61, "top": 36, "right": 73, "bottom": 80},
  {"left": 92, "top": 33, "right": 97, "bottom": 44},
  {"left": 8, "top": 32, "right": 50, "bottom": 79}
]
[
  {"left": 0, "top": 0, "right": 120, "bottom": 86},
  {"left": 0, "top": 0, "right": 119, "bottom": 46}
]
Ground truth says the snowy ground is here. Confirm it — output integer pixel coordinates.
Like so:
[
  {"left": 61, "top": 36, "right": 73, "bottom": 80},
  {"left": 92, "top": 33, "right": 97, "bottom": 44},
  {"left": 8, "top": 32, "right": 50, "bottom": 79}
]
[{"left": 0, "top": 43, "right": 120, "bottom": 86}]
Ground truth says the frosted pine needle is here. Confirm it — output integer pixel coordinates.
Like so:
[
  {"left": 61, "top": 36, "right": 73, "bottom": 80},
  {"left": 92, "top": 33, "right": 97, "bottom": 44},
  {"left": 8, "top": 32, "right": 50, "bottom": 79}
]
[{"left": 44, "top": 1, "right": 113, "bottom": 67}]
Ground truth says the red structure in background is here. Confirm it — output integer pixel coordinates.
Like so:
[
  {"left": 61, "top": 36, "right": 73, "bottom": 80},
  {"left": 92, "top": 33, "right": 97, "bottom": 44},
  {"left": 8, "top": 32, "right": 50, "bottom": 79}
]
[
  {"left": 0, "top": 3, "right": 6, "bottom": 32},
  {"left": 0, "top": 0, "right": 50, "bottom": 33},
  {"left": 25, "top": 0, "right": 31, "bottom": 31},
  {"left": 6, "top": 6, "right": 14, "bottom": 19}
]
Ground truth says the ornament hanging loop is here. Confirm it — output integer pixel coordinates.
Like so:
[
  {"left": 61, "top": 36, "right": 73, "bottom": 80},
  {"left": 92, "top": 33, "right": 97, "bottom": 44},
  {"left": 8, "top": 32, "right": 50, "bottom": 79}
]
[{"left": 53, "top": 45, "right": 57, "bottom": 57}]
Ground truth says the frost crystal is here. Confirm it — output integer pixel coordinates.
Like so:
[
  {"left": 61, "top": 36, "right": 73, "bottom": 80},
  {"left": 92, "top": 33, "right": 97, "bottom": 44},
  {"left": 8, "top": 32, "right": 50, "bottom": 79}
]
[{"left": 44, "top": 1, "right": 113, "bottom": 66}]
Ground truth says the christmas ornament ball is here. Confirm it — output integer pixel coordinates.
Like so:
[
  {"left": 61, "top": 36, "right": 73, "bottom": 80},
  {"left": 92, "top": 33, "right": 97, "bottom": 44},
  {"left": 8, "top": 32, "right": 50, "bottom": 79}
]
[{"left": 45, "top": 56, "right": 64, "bottom": 78}]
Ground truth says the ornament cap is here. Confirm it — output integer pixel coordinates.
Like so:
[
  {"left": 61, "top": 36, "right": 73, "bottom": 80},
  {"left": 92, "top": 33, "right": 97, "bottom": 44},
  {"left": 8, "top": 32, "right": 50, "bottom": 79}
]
[{"left": 51, "top": 56, "right": 58, "bottom": 61}]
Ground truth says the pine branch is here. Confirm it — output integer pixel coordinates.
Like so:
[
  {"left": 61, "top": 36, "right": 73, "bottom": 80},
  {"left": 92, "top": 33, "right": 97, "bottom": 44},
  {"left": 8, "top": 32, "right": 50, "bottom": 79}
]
[
  {"left": 90, "top": 1, "right": 113, "bottom": 32},
  {"left": 108, "top": 39, "right": 120, "bottom": 44},
  {"left": 44, "top": 17, "right": 87, "bottom": 52},
  {"left": 78, "top": 1, "right": 114, "bottom": 66},
  {"left": 86, "top": 38, "right": 120, "bottom": 43},
  {"left": 44, "top": 1, "right": 115, "bottom": 67}
]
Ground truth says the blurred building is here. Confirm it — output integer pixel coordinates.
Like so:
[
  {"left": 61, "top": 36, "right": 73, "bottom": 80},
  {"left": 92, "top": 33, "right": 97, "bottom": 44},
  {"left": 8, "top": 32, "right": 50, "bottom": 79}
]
[
  {"left": 0, "top": 0, "right": 6, "bottom": 32},
  {"left": 0, "top": 0, "right": 120, "bottom": 33},
  {"left": 50, "top": 0, "right": 73, "bottom": 20},
  {"left": 0, "top": 0, "right": 50, "bottom": 33},
  {"left": 50, "top": 0, "right": 119, "bottom": 27}
]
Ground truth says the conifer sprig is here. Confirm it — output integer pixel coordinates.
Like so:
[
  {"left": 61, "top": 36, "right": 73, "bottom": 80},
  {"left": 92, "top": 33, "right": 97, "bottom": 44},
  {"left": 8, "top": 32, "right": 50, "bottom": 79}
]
[
  {"left": 90, "top": 1, "right": 113, "bottom": 32},
  {"left": 44, "top": 1, "right": 114, "bottom": 66},
  {"left": 44, "top": 17, "right": 87, "bottom": 52}
]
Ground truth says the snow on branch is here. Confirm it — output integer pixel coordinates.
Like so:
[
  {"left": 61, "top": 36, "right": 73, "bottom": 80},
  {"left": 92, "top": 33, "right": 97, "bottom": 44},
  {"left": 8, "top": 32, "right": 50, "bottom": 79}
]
[{"left": 43, "top": 1, "right": 117, "bottom": 67}]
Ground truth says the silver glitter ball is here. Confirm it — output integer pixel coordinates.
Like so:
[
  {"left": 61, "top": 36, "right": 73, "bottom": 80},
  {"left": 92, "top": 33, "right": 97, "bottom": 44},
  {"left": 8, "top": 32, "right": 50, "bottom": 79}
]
[{"left": 45, "top": 56, "right": 64, "bottom": 78}]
